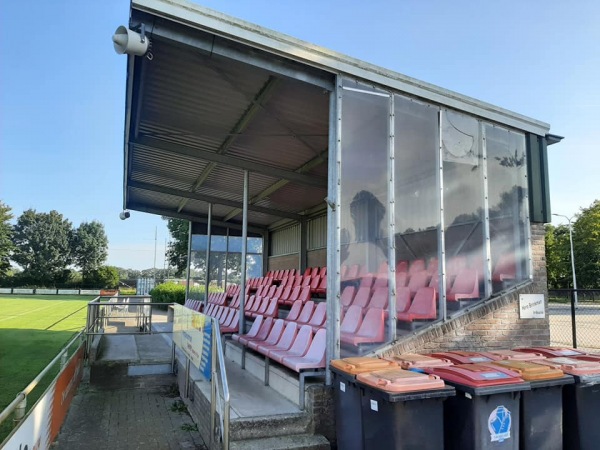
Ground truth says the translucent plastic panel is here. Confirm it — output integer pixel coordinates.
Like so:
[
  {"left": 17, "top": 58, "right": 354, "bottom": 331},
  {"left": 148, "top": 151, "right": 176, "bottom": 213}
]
[
  {"left": 486, "top": 125, "right": 529, "bottom": 293},
  {"left": 339, "top": 82, "right": 390, "bottom": 355},
  {"left": 394, "top": 96, "right": 440, "bottom": 330},
  {"left": 442, "top": 110, "right": 484, "bottom": 307}
]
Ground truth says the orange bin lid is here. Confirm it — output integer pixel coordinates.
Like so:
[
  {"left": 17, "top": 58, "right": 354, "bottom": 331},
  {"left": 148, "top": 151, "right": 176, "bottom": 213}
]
[
  {"left": 427, "top": 363, "right": 525, "bottom": 388},
  {"left": 535, "top": 357, "right": 600, "bottom": 376},
  {"left": 513, "top": 346, "right": 586, "bottom": 358},
  {"left": 487, "top": 349, "right": 546, "bottom": 361},
  {"left": 428, "top": 351, "right": 501, "bottom": 365},
  {"left": 486, "top": 360, "right": 564, "bottom": 381},
  {"left": 357, "top": 368, "right": 446, "bottom": 393},
  {"left": 330, "top": 357, "right": 396, "bottom": 375},
  {"left": 384, "top": 353, "right": 454, "bottom": 369}
]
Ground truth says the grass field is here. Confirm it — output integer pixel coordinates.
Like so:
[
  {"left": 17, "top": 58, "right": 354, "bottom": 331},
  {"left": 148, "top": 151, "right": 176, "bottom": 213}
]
[{"left": 0, "top": 295, "right": 93, "bottom": 441}]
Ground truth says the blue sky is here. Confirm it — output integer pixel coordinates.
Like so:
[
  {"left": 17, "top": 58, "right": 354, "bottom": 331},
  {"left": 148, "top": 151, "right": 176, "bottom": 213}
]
[{"left": 1, "top": 0, "right": 598, "bottom": 269}]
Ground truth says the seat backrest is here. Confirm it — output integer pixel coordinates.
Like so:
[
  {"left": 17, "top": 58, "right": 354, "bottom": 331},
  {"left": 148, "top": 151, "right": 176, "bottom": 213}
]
[
  {"left": 301, "top": 275, "right": 312, "bottom": 286},
  {"left": 317, "top": 275, "right": 327, "bottom": 290},
  {"left": 286, "top": 300, "right": 303, "bottom": 321},
  {"left": 407, "top": 270, "right": 430, "bottom": 294},
  {"left": 369, "top": 287, "right": 388, "bottom": 310},
  {"left": 378, "top": 261, "right": 389, "bottom": 274},
  {"left": 409, "top": 259, "right": 426, "bottom": 275},
  {"left": 345, "top": 264, "right": 359, "bottom": 280},
  {"left": 447, "top": 255, "right": 467, "bottom": 275},
  {"left": 427, "top": 257, "right": 438, "bottom": 274},
  {"left": 319, "top": 266, "right": 327, "bottom": 277},
  {"left": 244, "top": 295, "right": 256, "bottom": 312},
  {"left": 297, "top": 286, "right": 311, "bottom": 303},
  {"left": 352, "top": 286, "right": 372, "bottom": 309},
  {"left": 264, "top": 298, "right": 278, "bottom": 316},
  {"left": 395, "top": 271, "right": 408, "bottom": 288},
  {"left": 408, "top": 287, "right": 436, "bottom": 317},
  {"left": 266, "top": 285, "right": 277, "bottom": 298},
  {"left": 251, "top": 296, "right": 264, "bottom": 312},
  {"left": 221, "top": 308, "right": 235, "bottom": 325},
  {"left": 450, "top": 269, "right": 478, "bottom": 294},
  {"left": 396, "top": 286, "right": 411, "bottom": 314},
  {"left": 308, "top": 302, "right": 327, "bottom": 327},
  {"left": 225, "top": 310, "right": 239, "bottom": 327},
  {"left": 288, "top": 285, "right": 301, "bottom": 301},
  {"left": 356, "top": 308, "right": 385, "bottom": 340},
  {"left": 341, "top": 286, "right": 356, "bottom": 307},
  {"left": 303, "top": 267, "right": 312, "bottom": 277},
  {"left": 297, "top": 301, "right": 315, "bottom": 323},
  {"left": 292, "top": 275, "right": 303, "bottom": 287},
  {"left": 340, "top": 305, "right": 363, "bottom": 334},
  {"left": 263, "top": 319, "right": 285, "bottom": 345},
  {"left": 396, "top": 260, "right": 409, "bottom": 273},
  {"left": 256, "top": 297, "right": 270, "bottom": 315},
  {"left": 302, "top": 328, "right": 326, "bottom": 365},
  {"left": 254, "top": 316, "right": 274, "bottom": 341},
  {"left": 492, "top": 254, "right": 516, "bottom": 282},
  {"left": 359, "top": 275, "right": 374, "bottom": 289},
  {"left": 310, "top": 275, "right": 321, "bottom": 290},
  {"left": 373, "top": 273, "right": 388, "bottom": 289},
  {"left": 287, "top": 325, "right": 313, "bottom": 355},
  {"left": 280, "top": 286, "right": 292, "bottom": 301},
  {"left": 245, "top": 315, "right": 264, "bottom": 338},
  {"left": 310, "top": 267, "right": 320, "bottom": 278},
  {"left": 273, "top": 322, "right": 298, "bottom": 350}
]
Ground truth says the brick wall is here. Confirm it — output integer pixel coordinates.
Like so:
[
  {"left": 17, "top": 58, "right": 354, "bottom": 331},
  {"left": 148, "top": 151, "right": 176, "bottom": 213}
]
[
  {"left": 305, "top": 384, "right": 336, "bottom": 446},
  {"left": 380, "top": 223, "right": 550, "bottom": 356},
  {"left": 267, "top": 254, "right": 299, "bottom": 272}
]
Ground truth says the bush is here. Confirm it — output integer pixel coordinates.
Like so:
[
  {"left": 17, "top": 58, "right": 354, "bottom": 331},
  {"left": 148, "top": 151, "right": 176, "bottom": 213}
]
[{"left": 150, "top": 283, "right": 187, "bottom": 306}]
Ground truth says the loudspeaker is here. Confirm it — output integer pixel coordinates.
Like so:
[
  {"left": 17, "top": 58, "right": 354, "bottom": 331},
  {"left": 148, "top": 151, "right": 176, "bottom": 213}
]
[{"left": 112, "top": 26, "right": 149, "bottom": 56}]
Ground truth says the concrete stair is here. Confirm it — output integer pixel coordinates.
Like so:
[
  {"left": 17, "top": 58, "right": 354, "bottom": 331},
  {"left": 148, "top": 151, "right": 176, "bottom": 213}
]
[{"left": 230, "top": 434, "right": 330, "bottom": 450}]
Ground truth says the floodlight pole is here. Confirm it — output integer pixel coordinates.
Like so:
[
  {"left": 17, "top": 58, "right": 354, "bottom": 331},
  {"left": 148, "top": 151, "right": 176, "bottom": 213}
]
[{"left": 552, "top": 213, "right": 578, "bottom": 308}]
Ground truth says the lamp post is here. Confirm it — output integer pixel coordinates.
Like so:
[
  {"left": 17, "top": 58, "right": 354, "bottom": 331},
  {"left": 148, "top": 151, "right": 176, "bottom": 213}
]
[{"left": 552, "top": 213, "right": 578, "bottom": 308}]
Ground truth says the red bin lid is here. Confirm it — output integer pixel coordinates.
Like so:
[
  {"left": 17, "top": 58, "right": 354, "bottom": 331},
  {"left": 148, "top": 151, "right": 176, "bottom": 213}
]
[
  {"left": 513, "top": 346, "right": 586, "bottom": 358},
  {"left": 535, "top": 357, "right": 600, "bottom": 376},
  {"left": 427, "top": 363, "right": 525, "bottom": 387},
  {"left": 486, "top": 349, "right": 546, "bottom": 361},
  {"left": 428, "top": 351, "right": 501, "bottom": 365}
]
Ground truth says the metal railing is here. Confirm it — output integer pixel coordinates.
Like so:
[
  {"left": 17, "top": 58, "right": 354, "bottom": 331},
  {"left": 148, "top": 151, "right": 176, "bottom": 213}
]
[
  {"left": 549, "top": 289, "right": 600, "bottom": 352},
  {"left": 86, "top": 295, "right": 154, "bottom": 336},
  {"left": 0, "top": 331, "right": 85, "bottom": 427},
  {"left": 210, "top": 317, "right": 231, "bottom": 450}
]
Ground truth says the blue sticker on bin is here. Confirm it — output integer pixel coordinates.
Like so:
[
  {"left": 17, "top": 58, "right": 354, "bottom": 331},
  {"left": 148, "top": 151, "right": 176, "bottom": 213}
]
[
  {"left": 488, "top": 405, "right": 511, "bottom": 442},
  {"left": 481, "top": 372, "right": 510, "bottom": 380}
]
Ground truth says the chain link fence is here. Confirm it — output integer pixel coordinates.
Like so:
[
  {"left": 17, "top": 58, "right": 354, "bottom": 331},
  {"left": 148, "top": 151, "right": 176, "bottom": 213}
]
[{"left": 548, "top": 289, "right": 600, "bottom": 353}]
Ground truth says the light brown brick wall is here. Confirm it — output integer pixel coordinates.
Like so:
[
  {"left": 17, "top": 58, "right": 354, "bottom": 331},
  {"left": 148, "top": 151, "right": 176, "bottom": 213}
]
[{"left": 380, "top": 223, "right": 550, "bottom": 356}]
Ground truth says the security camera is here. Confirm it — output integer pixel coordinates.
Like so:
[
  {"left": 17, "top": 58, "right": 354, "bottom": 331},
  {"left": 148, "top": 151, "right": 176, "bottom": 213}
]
[{"left": 119, "top": 210, "right": 131, "bottom": 220}]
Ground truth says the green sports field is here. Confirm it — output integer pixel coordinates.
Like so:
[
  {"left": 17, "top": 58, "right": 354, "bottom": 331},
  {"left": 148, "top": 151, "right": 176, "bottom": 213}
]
[{"left": 0, "top": 295, "right": 93, "bottom": 440}]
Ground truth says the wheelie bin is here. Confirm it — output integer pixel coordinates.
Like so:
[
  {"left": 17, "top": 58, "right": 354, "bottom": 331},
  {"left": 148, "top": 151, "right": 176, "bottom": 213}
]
[
  {"left": 533, "top": 357, "right": 600, "bottom": 450},
  {"left": 383, "top": 353, "right": 454, "bottom": 370},
  {"left": 426, "top": 363, "right": 529, "bottom": 450},
  {"left": 513, "top": 346, "right": 586, "bottom": 358},
  {"left": 486, "top": 360, "right": 574, "bottom": 450},
  {"left": 428, "top": 350, "right": 502, "bottom": 365},
  {"left": 356, "top": 367, "right": 455, "bottom": 450},
  {"left": 330, "top": 357, "right": 397, "bottom": 450},
  {"left": 485, "top": 349, "right": 546, "bottom": 361}
]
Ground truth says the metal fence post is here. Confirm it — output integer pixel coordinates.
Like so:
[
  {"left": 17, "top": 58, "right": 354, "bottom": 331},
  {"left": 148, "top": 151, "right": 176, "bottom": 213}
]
[{"left": 570, "top": 288, "right": 578, "bottom": 348}]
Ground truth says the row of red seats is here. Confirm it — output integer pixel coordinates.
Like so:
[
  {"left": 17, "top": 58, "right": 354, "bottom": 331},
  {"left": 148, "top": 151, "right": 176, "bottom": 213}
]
[{"left": 183, "top": 299, "right": 203, "bottom": 312}]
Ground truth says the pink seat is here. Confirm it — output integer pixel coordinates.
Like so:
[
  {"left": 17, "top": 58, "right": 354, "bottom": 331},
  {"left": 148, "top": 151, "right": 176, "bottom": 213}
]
[
  {"left": 368, "top": 287, "right": 388, "bottom": 310},
  {"left": 232, "top": 315, "right": 264, "bottom": 343},
  {"left": 220, "top": 310, "right": 240, "bottom": 333},
  {"left": 281, "top": 328, "right": 327, "bottom": 371},
  {"left": 303, "top": 302, "right": 326, "bottom": 331},
  {"left": 396, "top": 287, "right": 412, "bottom": 314},
  {"left": 373, "top": 273, "right": 388, "bottom": 289},
  {"left": 286, "top": 286, "right": 302, "bottom": 305},
  {"left": 427, "top": 257, "right": 438, "bottom": 274},
  {"left": 269, "top": 324, "right": 313, "bottom": 363},
  {"left": 303, "top": 267, "right": 312, "bottom": 277},
  {"left": 294, "top": 301, "right": 315, "bottom": 324},
  {"left": 407, "top": 270, "right": 430, "bottom": 298},
  {"left": 247, "top": 319, "right": 285, "bottom": 351},
  {"left": 395, "top": 272, "right": 408, "bottom": 288},
  {"left": 350, "top": 286, "right": 372, "bottom": 310},
  {"left": 344, "top": 264, "right": 360, "bottom": 280},
  {"left": 297, "top": 286, "right": 311, "bottom": 304},
  {"left": 256, "top": 322, "right": 298, "bottom": 356},
  {"left": 409, "top": 259, "right": 426, "bottom": 275},
  {"left": 340, "top": 305, "right": 363, "bottom": 335},
  {"left": 278, "top": 286, "right": 292, "bottom": 304},
  {"left": 309, "top": 275, "right": 321, "bottom": 294},
  {"left": 359, "top": 275, "right": 374, "bottom": 289},
  {"left": 263, "top": 298, "right": 279, "bottom": 317},
  {"left": 251, "top": 296, "right": 271, "bottom": 318},
  {"left": 319, "top": 266, "right": 327, "bottom": 277},
  {"left": 447, "top": 256, "right": 468, "bottom": 277},
  {"left": 396, "top": 260, "right": 409, "bottom": 273},
  {"left": 285, "top": 300, "right": 304, "bottom": 322},
  {"left": 447, "top": 269, "right": 479, "bottom": 301},
  {"left": 397, "top": 287, "right": 437, "bottom": 322},
  {"left": 378, "top": 261, "right": 389, "bottom": 274},
  {"left": 341, "top": 286, "right": 356, "bottom": 310},
  {"left": 238, "top": 316, "right": 274, "bottom": 346},
  {"left": 220, "top": 308, "right": 235, "bottom": 326},
  {"left": 310, "top": 267, "right": 320, "bottom": 278},
  {"left": 341, "top": 308, "right": 385, "bottom": 346},
  {"left": 492, "top": 254, "right": 516, "bottom": 283},
  {"left": 315, "top": 275, "right": 327, "bottom": 296}
]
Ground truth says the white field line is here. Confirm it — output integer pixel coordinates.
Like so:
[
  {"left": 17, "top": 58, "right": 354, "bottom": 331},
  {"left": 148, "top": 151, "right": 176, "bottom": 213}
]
[{"left": 0, "top": 301, "right": 68, "bottom": 323}]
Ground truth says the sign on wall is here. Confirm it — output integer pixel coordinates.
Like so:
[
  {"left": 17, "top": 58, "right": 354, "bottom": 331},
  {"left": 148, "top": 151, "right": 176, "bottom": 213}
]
[
  {"left": 172, "top": 305, "right": 212, "bottom": 380},
  {"left": 519, "top": 294, "right": 545, "bottom": 319}
]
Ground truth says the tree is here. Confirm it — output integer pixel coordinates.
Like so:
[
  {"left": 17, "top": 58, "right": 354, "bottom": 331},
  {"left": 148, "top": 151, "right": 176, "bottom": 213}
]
[
  {"left": 545, "top": 224, "right": 571, "bottom": 289},
  {"left": 0, "top": 201, "right": 14, "bottom": 278},
  {"left": 73, "top": 221, "right": 108, "bottom": 280},
  {"left": 164, "top": 218, "right": 189, "bottom": 276},
  {"left": 12, "top": 209, "right": 73, "bottom": 285},
  {"left": 573, "top": 200, "right": 600, "bottom": 289},
  {"left": 86, "top": 266, "right": 119, "bottom": 289}
]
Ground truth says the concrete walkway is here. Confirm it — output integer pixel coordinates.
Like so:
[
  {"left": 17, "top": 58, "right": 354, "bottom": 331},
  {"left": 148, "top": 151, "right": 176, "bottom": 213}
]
[{"left": 55, "top": 378, "right": 206, "bottom": 450}]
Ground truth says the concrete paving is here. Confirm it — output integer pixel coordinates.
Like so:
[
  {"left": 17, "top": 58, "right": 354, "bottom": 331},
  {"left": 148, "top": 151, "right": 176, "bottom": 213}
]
[{"left": 55, "top": 378, "right": 206, "bottom": 450}]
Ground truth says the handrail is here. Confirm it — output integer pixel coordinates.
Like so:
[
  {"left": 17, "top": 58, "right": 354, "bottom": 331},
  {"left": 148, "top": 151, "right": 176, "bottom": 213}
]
[
  {"left": 210, "top": 317, "right": 230, "bottom": 450},
  {"left": 0, "top": 331, "right": 84, "bottom": 425}
]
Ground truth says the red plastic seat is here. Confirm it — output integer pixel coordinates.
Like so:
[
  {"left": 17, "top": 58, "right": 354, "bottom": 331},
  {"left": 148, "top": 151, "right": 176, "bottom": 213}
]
[
  {"left": 341, "top": 308, "right": 385, "bottom": 345},
  {"left": 407, "top": 270, "right": 431, "bottom": 298},
  {"left": 373, "top": 274, "right": 388, "bottom": 289},
  {"left": 303, "top": 301, "right": 326, "bottom": 331},
  {"left": 319, "top": 266, "right": 327, "bottom": 277},
  {"left": 294, "top": 301, "right": 315, "bottom": 324},
  {"left": 281, "top": 328, "right": 327, "bottom": 371},
  {"left": 251, "top": 296, "right": 271, "bottom": 318},
  {"left": 247, "top": 319, "right": 285, "bottom": 351},
  {"left": 340, "top": 305, "right": 363, "bottom": 335},
  {"left": 303, "top": 267, "right": 312, "bottom": 277},
  {"left": 220, "top": 308, "right": 235, "bottom": 326},
  {"left": 344, "top": 264, "right": 360, "bottom": 280},
  {"left": 396, "top": 287, "right": 412, "bottom": 315},
  {"left": 315, "top": 274, "right": 327, "bottom": 296},
  {"left": 427, "top": 257, "right": 438, "bottom": 274},
  {"left": 368, "top": 287, "right": 388, "bottom": 310},
  {"left": 350, "top": 286, "right": 372, "bottom": 311},
  {"left": 269, "top": 324, "right": 313, "bottom": 363},
  {"left": 220, "top": 310, "right": 240, "bottom": 333},
  {"left": 492, "top": 254, "right": 516, "bottom": 283},
  {"left": 285, "top": 300, "right": 304, "bottom": 322},
  {"left": 263, "top": 298, "right": 279, "bottom": 317},
  {"left": 377, "top": 261, "right": 389, "bottom": 274},
  {"left": 447, "top": 256, "right": 468, "bottom": 277},
  {"left": 341, "top": 286, "right": 356, "bottom": 311},
  {"left": 256, "top": 321, "right": 298, "bottom": 356},
  {"left": 238, "top": 316, "right": 274, "bottom": 346},
  {"left": 278, "top": 286, "right": 292, "bottom": 304},
  {"left": 447, "top": 269, "right": 479, "bottom": 301},
  {"left": 409, "top": 259, "right": 426, "bottom": 275},
  {"left": 359, "top": 275, "right": 374, "bottom": 289},
  {"left": 232, "top": 315, "right": 264, "bottom": 343},
  {"left": 396, "top": 260, "right": 409, "bottom": 273},
  {"left": 397, "top": 287, "right": 437, "bottom": 322},
  {"left": 297, "top": 286, "right": 311, "bottom": 304},
  {"left": 395, "top": 272, "right": 408, "bottom": 288}
]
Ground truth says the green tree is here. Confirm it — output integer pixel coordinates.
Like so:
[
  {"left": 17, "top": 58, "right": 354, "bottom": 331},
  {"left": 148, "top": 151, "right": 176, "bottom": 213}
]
[
  {"left": 12, "top": 209, "right": 73, "bottom": 286},
  {"left": 73, "top": 221, "right": 108, "bottom": 280},
  {"left": 0, "top": 201, "right": 14, "bottom": 278},
  {"left": 573, "top": 200, "right": 600, "bottom": 289},
  {"left": 545, "top": 224, "right": 571, "bottom": 289},
  {"left": 86, "top": 265, "right": 119, "bottom": 289},
  {"left": 164, "top": 217, "right": 189, "bottom": 276}
]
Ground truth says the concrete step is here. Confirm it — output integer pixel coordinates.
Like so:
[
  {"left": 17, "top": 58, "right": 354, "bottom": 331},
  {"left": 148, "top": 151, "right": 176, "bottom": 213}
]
[
  {"left": 230, "top": 434, "right": 330, "bottom": 450},
  {"left": 90, "top": 361, "right": 175, "bottom": 390},
  {"left": 229, "top": 412, "right": 311, "bottom": 441}
]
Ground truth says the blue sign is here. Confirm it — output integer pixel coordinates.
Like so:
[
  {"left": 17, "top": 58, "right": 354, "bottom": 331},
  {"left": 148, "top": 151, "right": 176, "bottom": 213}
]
[{"left": 488, "top": 405, "right": 512, "bottom": 442}]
